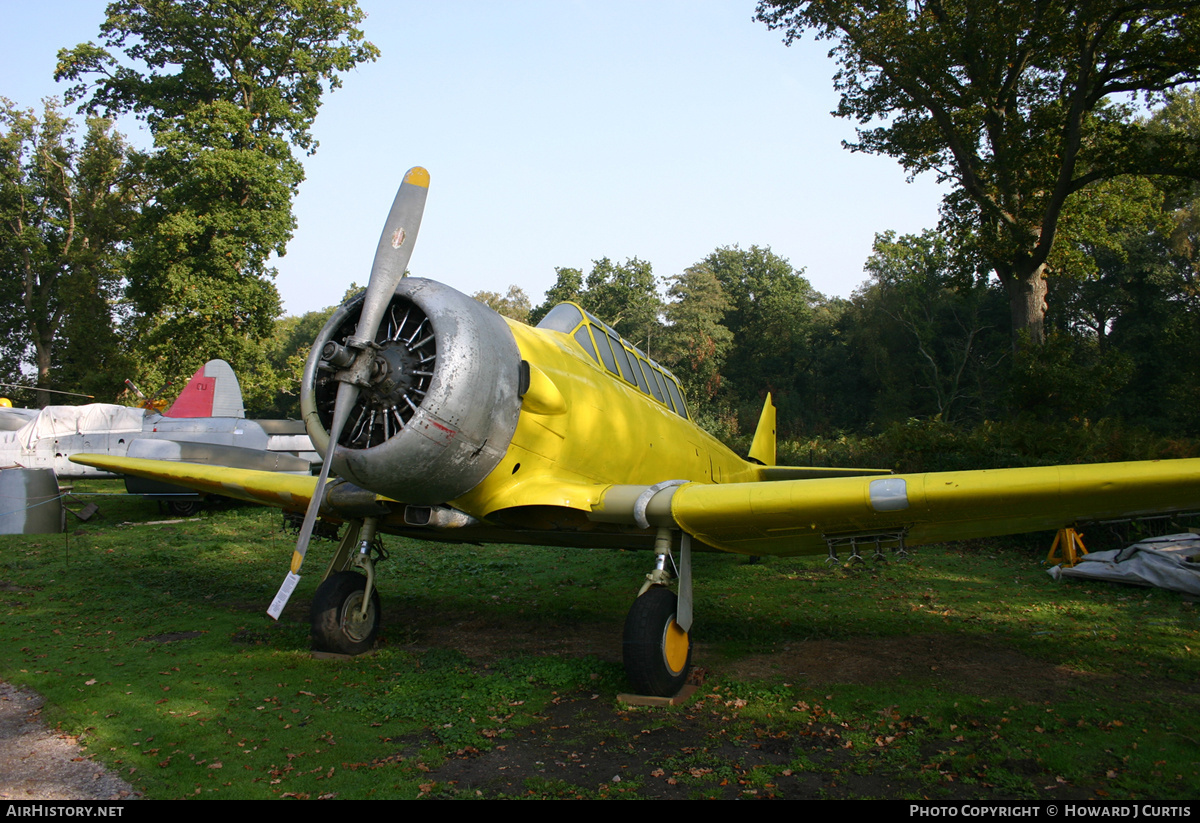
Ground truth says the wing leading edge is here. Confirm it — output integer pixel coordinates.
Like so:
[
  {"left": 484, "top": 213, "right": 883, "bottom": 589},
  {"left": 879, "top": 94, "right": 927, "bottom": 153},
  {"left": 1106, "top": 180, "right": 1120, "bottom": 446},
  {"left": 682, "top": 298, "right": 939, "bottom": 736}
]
[
  {"left": 671, "top": 458, "right": 1200, "bottom": 556},
  {"left": 70, "top": 454, "right": 322, "bottom": 512}
]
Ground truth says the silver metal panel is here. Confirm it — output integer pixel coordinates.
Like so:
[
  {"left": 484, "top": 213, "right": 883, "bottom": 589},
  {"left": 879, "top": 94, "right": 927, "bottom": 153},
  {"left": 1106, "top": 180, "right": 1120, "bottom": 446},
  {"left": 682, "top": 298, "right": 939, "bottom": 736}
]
[
  {"left": 302, "top": 279, "right": 522, "bottom": 504},
  {"left": 0, "top": 468, "right": 62, "bottom": 534},
  {"left": 127, "top": 438, "right": 312, "bottom": 474},
  {"left": 869, "top": 477, "right": 910, "bottom": 512}
]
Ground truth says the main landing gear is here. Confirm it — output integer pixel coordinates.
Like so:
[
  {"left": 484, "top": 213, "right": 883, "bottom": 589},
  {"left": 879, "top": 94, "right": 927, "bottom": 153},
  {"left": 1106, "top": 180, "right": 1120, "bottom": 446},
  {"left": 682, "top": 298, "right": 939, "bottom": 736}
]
[
  {"left": 312, "top": 571, "right": 380, "bottom": 655},
  {"left": 307, "top": 516, "right": 697, "bottom": 699},
  {"left": 623, "top": 586, "right": 691, "bottom": 696},
  {"left": 621, "top": 528, "right": 694, "bottom": 698},
  {"left": 310, "top": 518, "right": 388, "bottom": 655}
]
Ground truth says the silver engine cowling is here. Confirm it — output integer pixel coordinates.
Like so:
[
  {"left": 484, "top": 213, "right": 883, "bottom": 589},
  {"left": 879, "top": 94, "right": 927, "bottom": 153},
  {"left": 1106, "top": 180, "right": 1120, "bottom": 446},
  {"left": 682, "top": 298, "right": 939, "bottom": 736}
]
[{"left": 300, "top": 278, "right": 522, "bottom": 504}]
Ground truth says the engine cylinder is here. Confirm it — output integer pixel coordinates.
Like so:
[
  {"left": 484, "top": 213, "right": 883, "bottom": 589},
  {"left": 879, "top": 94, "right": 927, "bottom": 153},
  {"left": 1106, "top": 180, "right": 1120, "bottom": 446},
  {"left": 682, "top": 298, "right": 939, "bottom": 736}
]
[{"left": 301, "top": 279, "right": 522, "bottom": 504}]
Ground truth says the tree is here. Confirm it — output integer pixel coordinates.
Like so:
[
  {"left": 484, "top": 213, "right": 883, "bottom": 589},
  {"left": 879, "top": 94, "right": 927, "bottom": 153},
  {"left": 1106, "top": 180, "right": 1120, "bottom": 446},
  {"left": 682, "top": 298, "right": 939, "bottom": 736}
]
[
  {"left": 473, "top": 285, "right": 532, "bottom": 323},
  {"left": 580, "top": 257, "right": 662, "bottom": 349},
  {"left": 661, "top": 263, "right": 733, "bottom": 403},
  {"left": 529, "top": 266, "right": 584, "bottom": 327},
  {"left": 530, "top": 258, "right": 664, "bottom": 349},
  {"left": 1047, "top": 175, "right": 1170, "bottom": 343},
  {"left": 0, "top": 98, "right": 141, "bottom": 405},
  {"left": 756, "top": 1, "right": 1200, "bottom": 347},
  {"left": 698, "top": 245, "right": 828, "bottom": 432},
  {"left": 857, "top": 230, "right": 1005, "bottom": 424},
  {"left": 254, "top": 304, "right": 337, "bottom": 418},
  {"left": 56, "top": 0, "right": 378, "bottom": 392},
  {"left": 1156, "top": 89, "right": 1200, "bottom": 320},
  {"left": 1021, "top": 93, "right": 1200, "bottom": 430}
]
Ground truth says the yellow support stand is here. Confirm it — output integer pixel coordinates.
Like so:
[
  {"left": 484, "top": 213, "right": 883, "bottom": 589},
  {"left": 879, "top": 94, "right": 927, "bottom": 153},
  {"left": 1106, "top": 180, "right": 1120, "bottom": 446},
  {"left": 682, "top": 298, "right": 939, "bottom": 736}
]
[{"left": 1047, "top": 527, "right": 1088, "bottom": 567}]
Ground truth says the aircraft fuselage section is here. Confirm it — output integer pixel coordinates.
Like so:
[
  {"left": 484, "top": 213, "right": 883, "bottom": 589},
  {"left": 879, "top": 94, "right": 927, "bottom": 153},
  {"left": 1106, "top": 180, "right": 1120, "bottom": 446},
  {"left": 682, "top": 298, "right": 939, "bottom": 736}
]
[
  {"left": 303, "top": 279, "right": 766, "bottom": 534},
  {"left": 450, "top": 312, "right": 761, "bottom": 521}
]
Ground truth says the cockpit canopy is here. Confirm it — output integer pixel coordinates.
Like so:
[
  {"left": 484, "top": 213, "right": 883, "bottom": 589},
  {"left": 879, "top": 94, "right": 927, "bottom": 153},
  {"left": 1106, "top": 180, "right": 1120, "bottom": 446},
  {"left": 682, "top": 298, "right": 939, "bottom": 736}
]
[{"left": 537, "top": 303, "right": 689, "bottom": 420}]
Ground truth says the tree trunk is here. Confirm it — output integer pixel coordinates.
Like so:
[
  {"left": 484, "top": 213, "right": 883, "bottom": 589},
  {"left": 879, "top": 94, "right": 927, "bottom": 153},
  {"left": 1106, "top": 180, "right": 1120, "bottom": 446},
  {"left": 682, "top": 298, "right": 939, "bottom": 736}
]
[
  {"left": 999, "top": 263, "right": 1048, "bottom": 349},
  {"left": 35, "top": 337, "right": 53, "bottom": 409}
]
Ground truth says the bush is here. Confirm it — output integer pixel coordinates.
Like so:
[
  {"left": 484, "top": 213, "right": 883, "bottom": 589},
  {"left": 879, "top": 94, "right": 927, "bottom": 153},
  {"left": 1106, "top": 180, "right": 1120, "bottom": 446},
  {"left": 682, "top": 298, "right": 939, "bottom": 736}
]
[{"left": 776, "top": 417, "right": 1200, "bottom": 474}]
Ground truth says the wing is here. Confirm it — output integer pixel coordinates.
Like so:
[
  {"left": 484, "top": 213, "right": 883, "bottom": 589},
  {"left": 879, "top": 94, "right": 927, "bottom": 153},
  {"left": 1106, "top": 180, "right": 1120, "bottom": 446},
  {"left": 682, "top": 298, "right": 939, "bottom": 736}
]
[
  {"left": 671, "top": 458, "right": 1200, "bottom": 556},
  {"left": 73, "top": 453, "right": 1200, "bottom": 557},
  {"left": 71, "top": 454, "right": 322, "bottom": 512}
]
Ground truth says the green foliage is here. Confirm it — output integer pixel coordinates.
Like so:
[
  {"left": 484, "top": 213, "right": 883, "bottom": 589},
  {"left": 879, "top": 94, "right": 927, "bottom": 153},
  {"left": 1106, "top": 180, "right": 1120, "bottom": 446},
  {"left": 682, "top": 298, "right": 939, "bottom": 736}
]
[
  {"left": 695, "top": 245, "right": 835, "bottom": 434},
  {"left": 581, "top": 257, "right": 662, "bottom": 349},
  {"left": 528, "top": 266, "right": 584, "bottom": 326},
  {"left": 853, "top": 230, "right": 1006, "bottom": 425},
  {"left": 531, "top": 257, "right": 664, "bottom": 348},
  {"left": 56, "top": 0, "right": 379, "bottom": 152},
  {"left": 1003, "top": 332, "right": 1133, "bottom": 425},
  {"left": 56, "top": 0, "right": 378, "bottom": 404},
  {"left": 121, "top": 100, "right": 294, "bottom": 397},
  {"left": 660, "top": 263, "right": 732, "bottom": 403},
  {"left": 778, "top": 416, "right": 1199, "bottom": 476},
  {"left": 473, "top": 284, "right": 532, "bottom": 323},
  {"left": 0, "top": 99, "right": 140, "bottom": 403},
  {"left": 756, "top": 1, "right": 1200, "bottom": 346},
  {"left": 255, "top": 305, "right": 336, "bottom": 417}
]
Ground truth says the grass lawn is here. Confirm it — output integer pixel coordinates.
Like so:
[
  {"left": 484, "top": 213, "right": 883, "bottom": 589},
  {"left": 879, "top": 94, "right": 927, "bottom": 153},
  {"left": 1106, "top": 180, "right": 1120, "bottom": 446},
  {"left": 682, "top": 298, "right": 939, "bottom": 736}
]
[{"left": 1, "top": 480, "right": 1197, "bottom": 799}]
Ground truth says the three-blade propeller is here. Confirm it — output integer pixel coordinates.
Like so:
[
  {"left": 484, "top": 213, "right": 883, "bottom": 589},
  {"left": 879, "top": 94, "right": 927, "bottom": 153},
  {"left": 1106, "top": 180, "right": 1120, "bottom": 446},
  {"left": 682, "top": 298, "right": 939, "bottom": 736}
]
[{"left": 268, "top": 167, "right": 430, "bottom": 619}]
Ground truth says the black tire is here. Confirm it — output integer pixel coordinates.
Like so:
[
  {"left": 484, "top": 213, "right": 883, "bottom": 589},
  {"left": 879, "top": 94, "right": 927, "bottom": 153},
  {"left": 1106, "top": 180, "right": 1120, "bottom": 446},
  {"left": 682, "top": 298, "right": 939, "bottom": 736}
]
[
  {"left": 166, "top": 500, "right": 201, "bottom": 516},
  {"left": 622, "top": 587, "right": 692, "bottom": 696},
  {"left": 311, "top": 571, "right": 381, "bottom": 655}
]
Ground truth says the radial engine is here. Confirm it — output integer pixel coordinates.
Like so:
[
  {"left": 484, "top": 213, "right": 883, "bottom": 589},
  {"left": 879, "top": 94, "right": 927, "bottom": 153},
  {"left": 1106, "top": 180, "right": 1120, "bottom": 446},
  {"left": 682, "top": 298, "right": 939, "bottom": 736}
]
[{"left": 300, "top": 278, "right": 522, "bottom": 504}]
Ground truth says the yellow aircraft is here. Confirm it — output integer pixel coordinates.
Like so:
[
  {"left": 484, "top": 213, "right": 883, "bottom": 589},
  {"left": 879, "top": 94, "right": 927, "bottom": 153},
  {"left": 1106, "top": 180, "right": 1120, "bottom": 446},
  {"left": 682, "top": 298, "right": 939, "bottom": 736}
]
[{"left": 74, "top": 167, "right": 1200, "bottom": 697}]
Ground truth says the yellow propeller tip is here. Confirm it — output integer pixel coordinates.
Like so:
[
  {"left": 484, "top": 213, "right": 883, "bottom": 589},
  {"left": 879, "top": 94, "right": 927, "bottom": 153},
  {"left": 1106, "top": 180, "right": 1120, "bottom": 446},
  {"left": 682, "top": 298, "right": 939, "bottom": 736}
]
[
  {"left": 290, "top": 550, "right": 305, "bottom": 574},
  {"left": 404, "top": 166, "right": 430, "bottom": 188}
]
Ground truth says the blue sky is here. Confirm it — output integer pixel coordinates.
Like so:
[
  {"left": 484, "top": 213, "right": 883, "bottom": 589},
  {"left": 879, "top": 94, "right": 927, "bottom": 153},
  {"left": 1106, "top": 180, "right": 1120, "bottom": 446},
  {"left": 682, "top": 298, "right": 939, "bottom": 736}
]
[{"left": 2, "top": 1, "right": 945, "bottom": 317}]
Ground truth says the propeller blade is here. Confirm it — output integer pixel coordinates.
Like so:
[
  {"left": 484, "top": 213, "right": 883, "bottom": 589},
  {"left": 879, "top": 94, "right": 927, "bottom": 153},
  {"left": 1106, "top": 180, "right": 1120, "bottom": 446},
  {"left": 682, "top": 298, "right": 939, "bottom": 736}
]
[
  {"left": 268, "top": 384, "right": 357, "bottom": 620},
  {"left": 352, "top": 166, "right": 430, "bottom": 347},
  {"left": 268, "top": 167, "right": 430, "bottom": 620},
  {"left": 289, "top": 380, "right": 358, "bottom": 572}
]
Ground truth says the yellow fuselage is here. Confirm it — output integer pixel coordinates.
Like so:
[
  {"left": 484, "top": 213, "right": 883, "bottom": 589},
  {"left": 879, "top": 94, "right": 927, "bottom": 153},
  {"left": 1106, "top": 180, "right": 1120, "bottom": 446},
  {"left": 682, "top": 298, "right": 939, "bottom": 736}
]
[{"left": 451, "top": 317, "right": 760, "bottom": 521}]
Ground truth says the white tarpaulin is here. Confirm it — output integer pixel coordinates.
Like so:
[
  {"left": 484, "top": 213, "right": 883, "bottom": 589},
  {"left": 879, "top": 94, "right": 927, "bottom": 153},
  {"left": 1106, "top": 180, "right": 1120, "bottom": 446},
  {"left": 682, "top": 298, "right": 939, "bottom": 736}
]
[
  {"left": 15, "top": 404, "right": 146, "bottom": 451},
  {"left": 1048, "top": 533, "right": 1200, "bottom": 596}
]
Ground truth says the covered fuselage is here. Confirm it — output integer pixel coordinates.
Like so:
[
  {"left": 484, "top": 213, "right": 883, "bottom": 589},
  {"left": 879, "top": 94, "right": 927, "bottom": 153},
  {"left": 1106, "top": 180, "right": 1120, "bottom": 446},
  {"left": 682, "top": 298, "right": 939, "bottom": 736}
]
[{"left": 0, "top": 407, "right": 319, "bottom": 480}]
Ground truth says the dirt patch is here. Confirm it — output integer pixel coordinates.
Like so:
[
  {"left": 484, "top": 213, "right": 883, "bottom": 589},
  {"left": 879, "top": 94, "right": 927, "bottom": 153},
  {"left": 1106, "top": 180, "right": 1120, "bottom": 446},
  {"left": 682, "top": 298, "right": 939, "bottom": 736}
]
[
  {"left": 0, "top": 681, "right": 139, "bottom": 801},
  {"left": 389, "top": 609, "right": 1117, "bottom": 704},
  {"left": 417, "top": 685, "right": 1076, "bottom": 800},
  {"left": 138, "top": 631, "right": 205, "bottom": 643},
  {"left": 420, "top": 694, "right": 862, "bottom": 799},
  {"left": 386, "top": 605, "right": 618, "bottom": 662},
  {"left": 722, "top": 634, "right": 1106, "bottom": 702}
]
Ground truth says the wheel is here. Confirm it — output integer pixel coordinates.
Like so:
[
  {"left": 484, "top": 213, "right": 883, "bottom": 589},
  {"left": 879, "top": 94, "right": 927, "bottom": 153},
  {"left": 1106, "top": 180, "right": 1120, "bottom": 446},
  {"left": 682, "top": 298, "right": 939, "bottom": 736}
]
[
  {"left": 311, "top": 571, "right": 381, "bottom": 655},
  {"left": 166, "top": 500, "right": 201, "bottom": 516},
  {"left": 622, "top": 587, "right": 692, "bottom": 696}
]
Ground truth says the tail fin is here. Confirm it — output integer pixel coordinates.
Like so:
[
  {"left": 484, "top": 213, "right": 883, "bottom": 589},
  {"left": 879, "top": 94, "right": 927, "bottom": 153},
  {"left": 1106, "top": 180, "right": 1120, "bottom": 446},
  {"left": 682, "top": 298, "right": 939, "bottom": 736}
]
[
  {"left": 748, "top": 393, "right": 776, "bottom": 466},
  {"left": 164, "top": 359, "right": 246, "bottom": 418}
]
